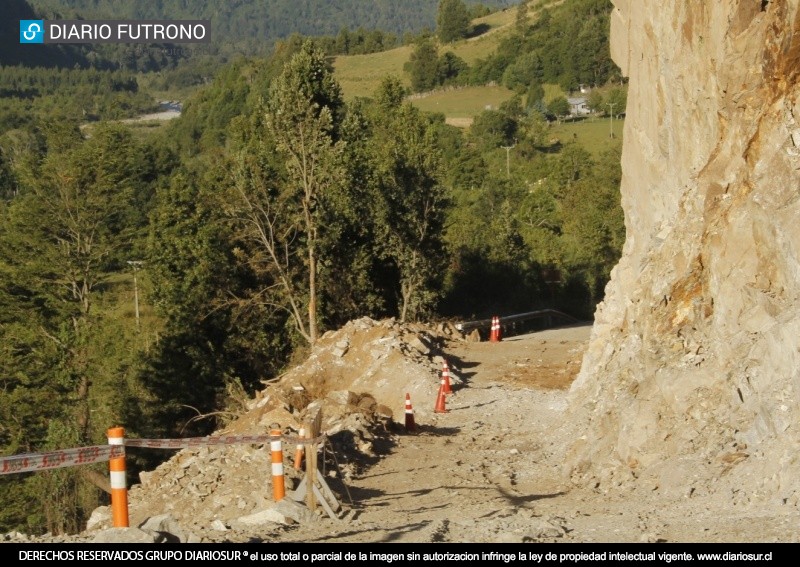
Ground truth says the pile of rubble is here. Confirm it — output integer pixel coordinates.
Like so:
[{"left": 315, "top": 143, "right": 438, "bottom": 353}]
[
  {"left": 77, "top": 317, "right": 464, "bottom": 541},
  {"left": 241, "top": 316, "right": 464, "bottom": 431}
]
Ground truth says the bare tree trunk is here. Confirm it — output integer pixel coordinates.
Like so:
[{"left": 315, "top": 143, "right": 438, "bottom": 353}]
[
  {"left": 76, "top": 375, "right": 90, "bottom": 443},
  {"left": 232, "top": 175, "right": 312, "bottom": 344},
  {"left": 308, "top": 243, "right": 318, "bottom": 344},
  {"left": 303, "top": 181, "right": 319, "bottom": 344},
  {"left": 81, "top": 468, "right": 111, "bottom": 494},
  {"left": 400, "top": 281, "right": 412, "bottom": 323}
]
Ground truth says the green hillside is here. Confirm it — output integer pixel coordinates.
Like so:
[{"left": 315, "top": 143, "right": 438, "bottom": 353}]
[
  {"left": 332, "top": 6, "right": 524, "bottom": 99},
  {"left": 409, "top": 85, "right": 515, "bottom": 123},
  {"left": 333, "top": 0, "right": 610, "bottom": 128}
]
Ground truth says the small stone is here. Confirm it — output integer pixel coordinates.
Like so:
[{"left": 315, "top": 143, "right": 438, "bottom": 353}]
[
  {"left": 85, "top": 506, "right": 111, "bottom": 531},
  {"left": 92, "top": 528, "right": 157, "bottom": 544},
  {"left": 235, "top": 508, "right": 295, "bottom": 526}
]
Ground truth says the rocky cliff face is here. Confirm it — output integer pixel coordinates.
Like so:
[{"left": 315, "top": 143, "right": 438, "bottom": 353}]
[{"left": 568, "top": 0, "right": 800, "bottom": 506}]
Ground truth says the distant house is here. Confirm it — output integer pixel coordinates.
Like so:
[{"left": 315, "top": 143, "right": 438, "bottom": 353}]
[{"left": 568, "top": 97, "right": 590, "bottom": 116}]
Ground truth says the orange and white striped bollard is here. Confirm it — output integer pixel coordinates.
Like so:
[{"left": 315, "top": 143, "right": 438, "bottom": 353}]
[
  {"left": 270, "top": 427, "right": 285, "bottom": 501},
  {"left": 107, "top": 427, "right": 129, "bottom": 528}
]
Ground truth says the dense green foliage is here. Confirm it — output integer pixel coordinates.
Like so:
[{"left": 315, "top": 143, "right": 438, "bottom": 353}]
[
  {"left": 368, "top": 78, "right": 449, "bottom": 321},
  {"left": 1, "top": 0, "right": 623, "bottom": 535},
  {"left": 404, "top": 40, "right": 470, "bottom": 94},
  {"left": 313, "top": 28, "right": 401, "bottom": 56},
  {"left": 405, "top": 0, "right": 617, "bottom": 95},
  {"left": 0, "top": 123, "right": 163, "bottom": 532},
  {"left": 406, "top": 39, "right": 443, "bottom": 92},
  {"left": 481, "top": 0, "right": 616, "bottom": 92},
  {"left": 437, "top": 96, "right": 624, "bottom": 318},
  {"left": 0, "top": 66, "right": 157, "bottom": 133}
]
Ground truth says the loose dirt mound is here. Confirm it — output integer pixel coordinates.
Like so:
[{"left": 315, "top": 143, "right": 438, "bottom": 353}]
[{"left": 91, "top": 317, "right": 469, "bottom": 541}]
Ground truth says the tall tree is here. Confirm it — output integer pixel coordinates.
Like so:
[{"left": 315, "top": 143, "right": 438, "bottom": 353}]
[
  {"left": 587, "top": 89, "right": 604, "bottom": 113},
  {"left": 547, "top": 96, "right": 571, "bottom": 123},
  {"left": 561, "top": 146, "right": 624, "bottom": 302},
  {"left": 145, "top": 162, "right": 254, "bottom": 436},
  {"left": 369, "top": 78, "right": 448, "bottom": 321},
  {"left": 233, "top": 41, "right": 345, "bottom": 345},
  {"left": 405, "top": 38, "right": 440, "bottom": 93},
  {"left": 436, "top": 51, "right": 468, "bottom": 86},
  {"left": 437, "top": 0, "right": 470, "bottom": 43},
  {"left": 607, "top": 86, "right": 628, "bottom": 116},
  {"left": 469, "top": 109, "right": 517, "bottom": 151}
]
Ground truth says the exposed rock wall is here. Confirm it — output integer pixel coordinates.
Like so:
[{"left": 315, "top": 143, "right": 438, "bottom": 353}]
[{"left": 568, "top": 0, "right": 800, "bottom": 505}]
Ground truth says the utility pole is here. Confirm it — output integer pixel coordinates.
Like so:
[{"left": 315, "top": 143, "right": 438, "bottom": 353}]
[
  {"left": 607, "top": 102, "right": 616, "bottom": 139},
  {"left": 501, "top": 140, "right": 516, "bottom": 178},
  {"left": 127, "top": 261, "right": 143, "bottom": 330}
]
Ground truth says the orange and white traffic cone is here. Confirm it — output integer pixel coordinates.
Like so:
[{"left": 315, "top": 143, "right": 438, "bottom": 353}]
[
  {"left": 495, "top": 316, "right": 502, "bottom": 342},
  {"left": 405, "top": 393, "right": 416, "bottom": 432},
  {"left": 434, "top": 384, "right": 448, "bottom": 413},
  {"left": 490, "top": 316, "right": 499, "bottom": 342},
  {"left": 442, "top": 359, "right": 453, "bottom": 395}
]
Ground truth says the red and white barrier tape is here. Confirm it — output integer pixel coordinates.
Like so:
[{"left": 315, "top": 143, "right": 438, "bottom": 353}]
[
  {"left": 125, "top": 432, "right": 325, "bottom": 449},
  {"left": 0, "top": 445, "right": 124, "bottom": 475},
  {"left": 1, "top": 432, "right": 325, "bottom": 475}
]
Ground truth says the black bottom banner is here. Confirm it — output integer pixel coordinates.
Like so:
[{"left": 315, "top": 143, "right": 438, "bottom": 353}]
[{"left": 3, "top": 542, "right": 793, "bottom": 564}]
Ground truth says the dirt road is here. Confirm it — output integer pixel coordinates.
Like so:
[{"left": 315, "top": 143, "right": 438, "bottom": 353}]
[
  {"left": 257, "top": 323, "right": 797, "bottom": 544},
  {"left": 265, "top": 325, "right": 595, "bottom": 543}
]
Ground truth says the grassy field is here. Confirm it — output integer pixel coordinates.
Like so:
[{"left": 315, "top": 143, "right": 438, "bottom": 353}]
[
  {"left": 454, "top": 1, "right": 566, "bottom": 64},
  {"left": 453, "top": 7, "right": 516, "bottom": 64},
  {"left": 331, "top": 7, "right": 518, "bottom": 99},
  {"left": 332, "top": 45, "right": 414, "bottom": 100},
  {"left": 549, "top": 116, "right": 625, "bottom": 159},
  {"left": 409, "top": 84, "right": 515, "bottom": 119}
]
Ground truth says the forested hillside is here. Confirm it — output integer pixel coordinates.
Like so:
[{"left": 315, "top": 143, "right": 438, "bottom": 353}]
[
  {"left": 29, "top": 0, "right": 516, "bottom": 51},
  {"left": 1, "top": 0, "right": 622, "bottom": 536}
]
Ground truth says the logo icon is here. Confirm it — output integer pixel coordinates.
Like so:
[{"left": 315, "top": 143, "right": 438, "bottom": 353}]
[{"left": 20, "top": 20, "right": 44, "bottom": 43}]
